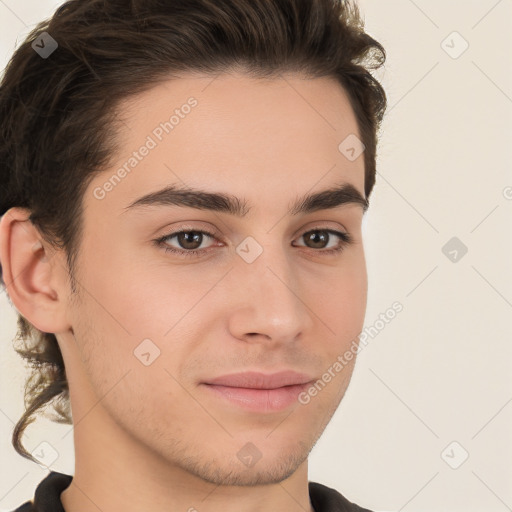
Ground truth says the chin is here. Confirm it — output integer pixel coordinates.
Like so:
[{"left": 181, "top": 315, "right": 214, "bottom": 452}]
[{"left": 174, "top": 439, "right": 312, "bottom": 487}]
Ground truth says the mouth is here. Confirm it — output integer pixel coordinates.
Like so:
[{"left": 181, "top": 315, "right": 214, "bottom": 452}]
[{"left": 201, "top": 371, "right": 315, "bottom": 413}]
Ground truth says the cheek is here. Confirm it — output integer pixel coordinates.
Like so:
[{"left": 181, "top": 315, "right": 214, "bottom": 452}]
[
  {"left": 77, "top": 234, "right": 199, "bottom": 337},
  {"left": 70, "top": 294, "right": 193, "bottom": 417},
  {"left": 308, "top": 254, "right": 367, "bottom": 338}
]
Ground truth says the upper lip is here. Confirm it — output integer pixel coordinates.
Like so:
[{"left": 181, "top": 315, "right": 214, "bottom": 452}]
[{"left": 203, "top": 371, "right": 314, "bottom": 389}]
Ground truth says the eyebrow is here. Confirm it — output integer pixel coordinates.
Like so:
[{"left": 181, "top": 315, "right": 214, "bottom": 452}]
[{"left": 122, "top": 181, "right": 368, "bottom": 217}]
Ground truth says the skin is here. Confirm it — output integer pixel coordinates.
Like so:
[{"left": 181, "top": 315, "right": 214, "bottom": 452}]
[{"left": 0, "top": 71, "right": 368, "bottom": 512}]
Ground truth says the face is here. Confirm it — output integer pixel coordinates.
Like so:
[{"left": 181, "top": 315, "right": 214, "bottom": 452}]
[{"left": 60, "top": 71, "right": 368, "bottom": 486}]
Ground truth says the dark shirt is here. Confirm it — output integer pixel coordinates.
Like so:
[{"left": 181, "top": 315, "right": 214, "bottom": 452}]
[{"left": 10, "top": 471, "right": 374, "bottom": 512}]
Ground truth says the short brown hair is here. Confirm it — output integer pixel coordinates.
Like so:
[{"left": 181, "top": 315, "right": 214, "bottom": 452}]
[{"left": 0, "top": 0, "right": 386, "bottom": 463}]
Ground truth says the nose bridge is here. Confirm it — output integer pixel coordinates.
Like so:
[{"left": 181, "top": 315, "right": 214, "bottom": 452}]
[{"left": 238, "top": 233, "right": 294, "bottom": 297}]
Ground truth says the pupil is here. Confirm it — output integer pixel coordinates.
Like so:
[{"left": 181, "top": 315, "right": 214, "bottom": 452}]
[
  {"left": 308, "top": 231, "right": 327, "bottom": 248},
  {"left": 180, "top": 232, "right": 201, "bottom": 249}
]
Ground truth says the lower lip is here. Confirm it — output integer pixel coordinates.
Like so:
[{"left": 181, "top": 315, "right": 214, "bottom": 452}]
[{"left": 201, "top": 382, "right": 312, "bottom": 413}]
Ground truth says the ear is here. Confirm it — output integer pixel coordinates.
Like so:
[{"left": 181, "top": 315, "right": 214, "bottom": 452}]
[{"left": 0, "top": 207, "right": 72, "bottom": 334}]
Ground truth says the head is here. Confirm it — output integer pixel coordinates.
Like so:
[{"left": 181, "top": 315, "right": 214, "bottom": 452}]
[{"left": 0, "top": 0, "right": 386, "bottom": 481}]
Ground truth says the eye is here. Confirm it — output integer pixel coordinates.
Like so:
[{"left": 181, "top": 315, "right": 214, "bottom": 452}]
[
  {"left": 154, "top": 229, "right": 218, "bottom": 258},
  {"left": 153, "top": 227, "right": 354, "bottom": 259},
  {"left": 293, "top": 229, "right": 353, "bottom": 255}
]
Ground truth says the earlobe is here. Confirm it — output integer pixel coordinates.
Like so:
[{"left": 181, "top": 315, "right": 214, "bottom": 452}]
[{"left": 0, "top": 207, "right": 71, "bottom": 334}]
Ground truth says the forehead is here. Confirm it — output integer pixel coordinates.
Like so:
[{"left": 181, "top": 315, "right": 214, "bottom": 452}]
[{"left": 86, "top": 71, "right": 365, "bottom": 217}]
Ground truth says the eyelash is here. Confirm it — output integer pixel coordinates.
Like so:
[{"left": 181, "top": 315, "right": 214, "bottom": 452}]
[{"left": 154, "top": 227, "right": 354, "bottom": 259}]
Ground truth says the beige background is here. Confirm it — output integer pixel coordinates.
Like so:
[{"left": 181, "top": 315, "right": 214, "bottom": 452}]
[{"left": 1, "top": 1, "right": 511, "bottom": 511}]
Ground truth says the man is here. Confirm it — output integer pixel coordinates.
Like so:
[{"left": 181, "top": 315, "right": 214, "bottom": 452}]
[{"left": 0, "top": 0, "right": 386, "bottom": 511}]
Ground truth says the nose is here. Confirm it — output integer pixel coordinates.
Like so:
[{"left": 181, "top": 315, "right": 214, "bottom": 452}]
[{"left": 226, "top": 246, "right": 315, "bottom": 346}]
